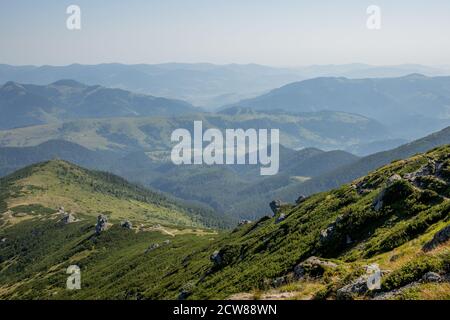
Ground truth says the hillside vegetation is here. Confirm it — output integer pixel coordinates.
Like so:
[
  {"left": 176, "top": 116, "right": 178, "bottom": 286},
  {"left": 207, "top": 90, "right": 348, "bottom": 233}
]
[
  {"left": 1, "top": 146, "right": 449, "bottom": 299},
  {"left": 0, "top": 110, "right": 387, "bottom": 153},
  {"left": 0, "top": 160, "right": 227, "bottom": 228},
  {"left": 0, "top": 80, "right": 198, "bottom": 129}
]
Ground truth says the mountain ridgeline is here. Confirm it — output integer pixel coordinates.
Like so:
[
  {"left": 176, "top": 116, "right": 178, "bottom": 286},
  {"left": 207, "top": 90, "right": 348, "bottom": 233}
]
[
  {"left": 0, "top": 160, "right": 231, "bottom": 229},
  {"left": 0, "top": 144, "right": 449, "bottom": 299},
  {"left": 1, "top": 126, "right": 450, "bottom": 220},
  {"left": 0, "top": 80, "right": 199, "bottom": 129},
  {"left": 226, "top": 74, "right": 450, "bottom": 139}
]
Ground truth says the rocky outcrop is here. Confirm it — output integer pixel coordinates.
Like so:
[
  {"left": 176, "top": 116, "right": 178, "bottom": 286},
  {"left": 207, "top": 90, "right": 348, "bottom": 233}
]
[
  {"left": 61, "top": 212, "right": 77, "bottom": 224},
  {"left": 337, "top": 265, "right": 389, "bottom": 300},
  {"left": 144, "top": 240, "right": 171, "bottom": 254},
  {"left": 319, "top": 215, "right": 343, "bottom": 244},
  {"left": 373, "top": 282, "right": 419, "bottom": 300},
  {"left": 95, "top": 214, "right": 108, "bottom": 235},
  {"left": 210, "top": 250, "right": 223, "bottom": 266},
  {"left": 422, "top": 225, "right": 450, "bottom": 252},
  {"left": 295, "top": 195, "right": 307, "bottom": 205},
  {"left": 404, "top": 161, "right": 439, "bottom": 182},
  {"left": 178, "top": 282, "right": 195, "bottom": 300},
  {"left": 238, "top": 220, "right": 252, "bottom": 226},
  {"left": 337, "top": 276, "right": 369, "bottom": 300},
  {"left": 121, "top": 220, "right": 133, "bottom": 229},
  {"left": 294, "top": 256, "right": 337, "bottom": 279},
  {"left": 275, "top": 213, "right": 286, "bottom": 224},
  {"left": 372, "top": 174, "right": 403, "bottom": 211},
  {"left": 145, "top": 243, "right": 160, "bottom": 253},
  {"left": 422, "top": 272, "right": 442, "bottom": 282},
  {"left": 58, "top": 206, "right": 77, "bottom": 224},
  {"left": 269, "top": 200, "right": 282, "bottom": 215},
  {"left": 404, "top": 160, "right": 448, "bottom": 191}
]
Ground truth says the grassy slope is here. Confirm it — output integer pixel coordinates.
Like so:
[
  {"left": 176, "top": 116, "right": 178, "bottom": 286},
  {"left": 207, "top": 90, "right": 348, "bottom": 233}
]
[
  {"left": 0, "top": 160, "right": 210, "bottom": 227},
  {"left": 1, "top": 146, "right": 450, "bottom": 300},
  {"left": 0, "top": 111, "right": 385, "bottom": 152}
]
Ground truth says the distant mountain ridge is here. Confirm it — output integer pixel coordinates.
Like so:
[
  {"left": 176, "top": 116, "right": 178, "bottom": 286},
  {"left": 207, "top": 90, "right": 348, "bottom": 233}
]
[
  {"left": 0, "top": 110, "right": 387, "bottom": 152},
  {"left": 0, "top": 140, "right": 117, "bottom": 176},
  {"left": 225, "top": 74, "right": 450, "bottom": 139},
  {"left": 0, "top": 159, "right": 229, "bottom": 228},
  {"left": 0, "top": 80, "right": 199, "bottom": 129},
  {"left": 1, "top": 63, "right": 449, "bottom": 108}
]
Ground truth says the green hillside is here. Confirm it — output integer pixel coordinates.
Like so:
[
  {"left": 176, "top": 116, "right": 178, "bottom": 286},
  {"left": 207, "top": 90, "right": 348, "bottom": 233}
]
[
  {"left": 0, "top": 80, "right": 199, "bottom": 129},
  {"left": 0, "top": 110, "right": 387, "bottom": 152},
  {"left": 225, "top": 74, "right": 450, "bottom": 139},
  {"left": 0, "top": 160, "right": 226, "bottom": 228},
  {"left": 1, "top": 145, "right": 449, "bottom": 300}
]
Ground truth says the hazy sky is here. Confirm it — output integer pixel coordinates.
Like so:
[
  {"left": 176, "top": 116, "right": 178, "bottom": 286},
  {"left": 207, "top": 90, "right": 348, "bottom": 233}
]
[{"left": 1, "top": 0, "right": 450, "bottom": 66}]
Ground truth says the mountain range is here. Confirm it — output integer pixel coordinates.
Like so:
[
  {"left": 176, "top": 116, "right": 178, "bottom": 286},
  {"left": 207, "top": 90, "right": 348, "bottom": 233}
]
[
  {"left": 1, "top": 64, "right": 450, "bottom": 300},
  {"left": 0, "top": 80, "right": 199, "bottom": 129},
  {"left": 1, "top": 125, "right": 449, "bottom": 220},
  {"left": 0, "top": 104, "right": 387, "bottom": 153},
  {"left": 1, "top": 63, "right": 449, "bottom": 109},
  {"left": 1, "top": 144, "right": 449, "bottom": 299},
  {"left": 226, "top": 74, "right": 450, "bottom": 140}
]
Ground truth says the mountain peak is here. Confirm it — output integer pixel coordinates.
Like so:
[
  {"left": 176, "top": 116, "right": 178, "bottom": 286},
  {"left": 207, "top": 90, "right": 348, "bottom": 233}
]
[
  {"left": 402, "top": 73, "right": 428, "bottom": 79},
  {"left": 49, "top": 79, "right": 87, "bottom": 88},
  {"left": 1, "top": 81, "right": 25, "bottom": 91}
]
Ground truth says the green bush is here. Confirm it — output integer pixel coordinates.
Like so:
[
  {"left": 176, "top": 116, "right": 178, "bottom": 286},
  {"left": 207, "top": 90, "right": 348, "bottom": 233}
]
[{"left": 382, "top": 255, "right": 443, "bottom": 291}]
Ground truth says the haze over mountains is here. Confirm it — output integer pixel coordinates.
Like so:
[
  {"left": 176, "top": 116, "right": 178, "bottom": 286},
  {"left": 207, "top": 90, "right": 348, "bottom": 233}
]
[
  {"left": 0, "top": 80, "right": 199, "bottom": 129},
  {"left": 1, "top": 61, "right": 450, "bottom": 300},
  {"left": 1, "top": 63, "right": 449, "bottom": 109},
  {"left": 0, "top": 105, "right": 386, "bottom": 152},
  {"left": 1, "top": 65, "right": 450, "bottom": 219},
  {"left": 1, "top": 125, "right": 449, "bottom": 220},
  {"left": 226, "top": 74, "right": 450, "bottom": 140}
]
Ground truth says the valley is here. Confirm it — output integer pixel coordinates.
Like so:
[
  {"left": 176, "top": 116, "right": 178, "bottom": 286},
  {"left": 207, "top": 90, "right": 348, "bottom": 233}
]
[
  {"left": 0, "top": 65, "right": 449, "bottom": 301},
  {"left": 0, "top": 145, "right": 449, "bottom": 299}
]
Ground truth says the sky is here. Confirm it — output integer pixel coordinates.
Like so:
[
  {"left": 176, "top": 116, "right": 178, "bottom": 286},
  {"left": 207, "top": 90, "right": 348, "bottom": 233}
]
[{"left": 1, "top": 0, "right": 450, "bottom": 66}]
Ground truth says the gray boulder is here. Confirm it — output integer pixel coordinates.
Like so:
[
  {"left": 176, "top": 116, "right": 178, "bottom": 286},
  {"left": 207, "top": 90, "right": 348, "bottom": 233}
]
[
  {"left": 319, "top": 215, "right": 343, "bottom": 244},
  {"left": 387, "top": 174, "right": 402, "bottom": 186},
  {"left": 422, "top": 225, "right": 450, "bottom": 252},
  {"left": 210, "top": 250, "right": 223, "bottom": 266},
  {"left": 422, "top": 272, "right": 442, "bottom": 282},
  {"left": 294, "top": 256, "right": 337, "bottom": 279},
  {"left": 95, "top": 214, "right": 108, "bottom": 235},
  {"left": 372, "top": 189, "right": 385, "bottom": 211},
  {"left": 404, "top": 162, "right": 435, "bottom": 182},
  {"left": 337, "top": 266, "right": 390, "bottom": 300},
  {"left": 61, "top": 212, "right": 76, "bottom": 224},
  {"left": 337, "top": 276, "right": 369, "bottom": 300},
  {"left": 295, "top": 195, "right": 307, "bottom": 205},
  {"left": 145, "top": 243, "right": 160, "bottom": 253},
  {"left": 269, "top": 200, "right": 283, "bottom": 215},
  {"left": 275, "top": 213, "right": 286, "bottom": 224},
  {"left": 373, "top": 174, "right": 403, "bottom": 212},
  {"left": 272, "top": 276, "right": 288, "bottom": 288},
  {"left": 121, "top": 220, "right": 133, "bottom": 229},
  {"left": 238, "top": 220, "right": 252, "bottom": 226}
]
